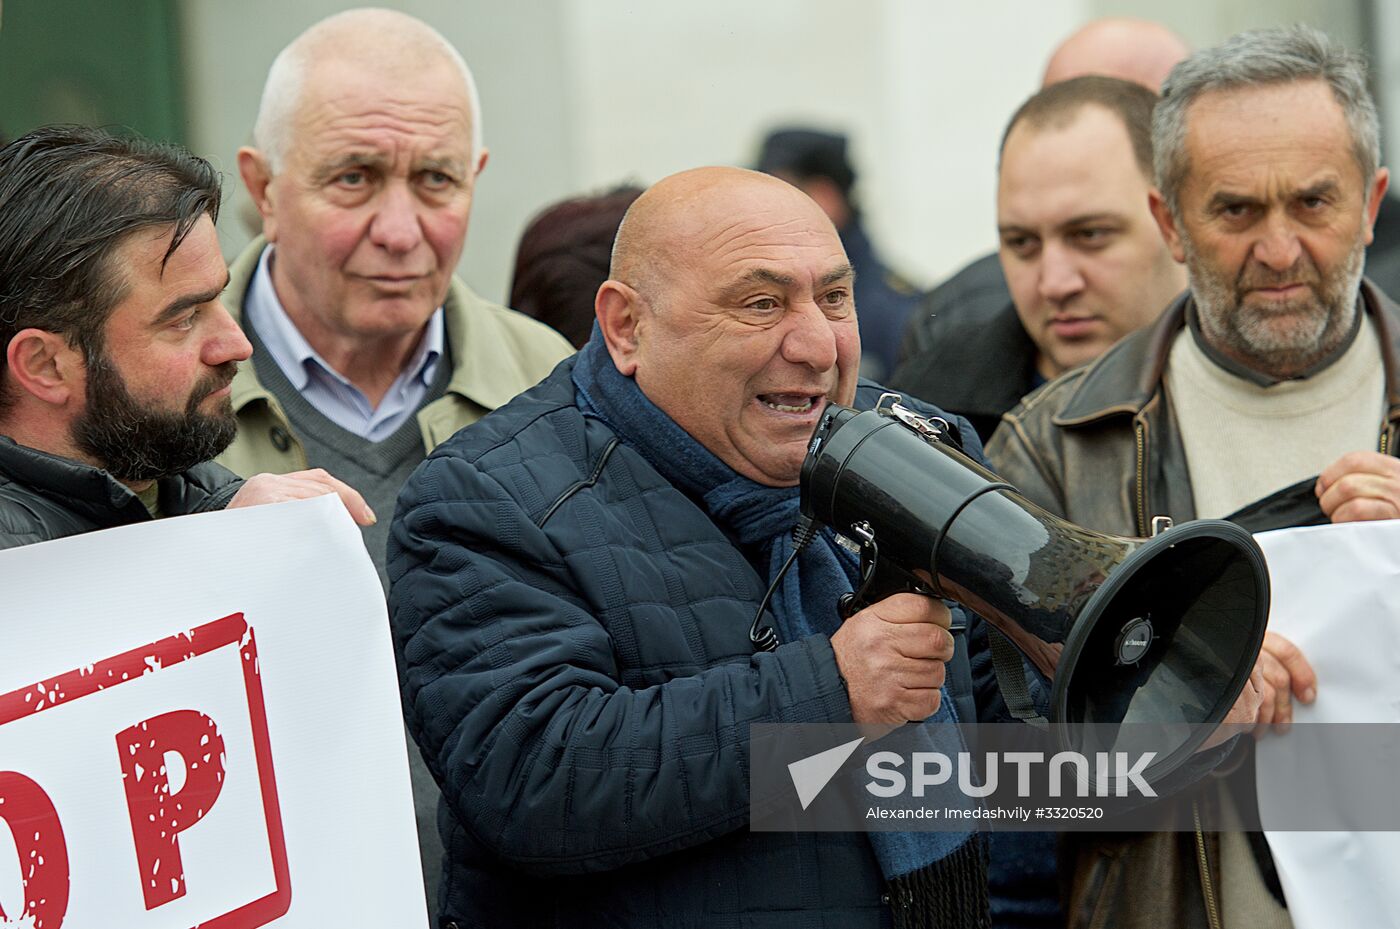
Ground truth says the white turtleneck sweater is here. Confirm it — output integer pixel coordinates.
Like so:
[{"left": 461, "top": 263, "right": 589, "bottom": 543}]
[{"left": 1166, "top": 317, "right": 1386, "bottom": 519}]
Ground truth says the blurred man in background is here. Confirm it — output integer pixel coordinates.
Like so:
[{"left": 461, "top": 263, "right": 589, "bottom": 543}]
[
  {"left": 222, "top": 9, "right": 572, "bottom": 919},
  {"left": 893, "top": 77, "right": 1185, "bottom": 441},
  {"left": 1041, "top": 17, "right": 1191, "bottom": 88},
  {"left": 758, "top": 127, "right": 921, "bottom": 381},
  {"left": 897, "top": 18, "right": 1191, "bottom": 375}
]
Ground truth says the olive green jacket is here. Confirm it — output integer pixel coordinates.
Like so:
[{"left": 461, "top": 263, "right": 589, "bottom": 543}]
[{"left": 216, "top": 237, "right": 574, "bottom": 477}]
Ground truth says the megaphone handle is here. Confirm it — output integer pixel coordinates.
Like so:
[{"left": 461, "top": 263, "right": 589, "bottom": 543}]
[{"left": 839, "top": 537, "right": 963, "bottom": 632}]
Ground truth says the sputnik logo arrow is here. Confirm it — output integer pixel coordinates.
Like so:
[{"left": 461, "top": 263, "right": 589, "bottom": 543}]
[{"left": 788, "top": 736, "right": 865, "bottom": 810}]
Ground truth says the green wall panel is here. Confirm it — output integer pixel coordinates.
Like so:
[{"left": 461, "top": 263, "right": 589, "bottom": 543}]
[{"left": 0, "top": 0, "right": 186, "bottom": 143}]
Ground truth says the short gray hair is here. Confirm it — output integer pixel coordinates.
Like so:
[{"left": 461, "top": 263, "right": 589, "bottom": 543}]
[
  {"left": 252, "top": 10, "right": 483, "bottom": 173},
  {"left": 1153, "top": 25, "right": 1380, "bottom": 216}
]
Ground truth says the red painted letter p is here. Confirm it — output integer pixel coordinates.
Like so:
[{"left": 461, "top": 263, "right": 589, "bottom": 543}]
[{"left": 117, "top": 710, "right": 227, "bottom": 910}]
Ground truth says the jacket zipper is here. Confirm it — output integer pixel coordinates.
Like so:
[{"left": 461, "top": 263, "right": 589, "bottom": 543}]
[
  {"left": 1381, "top": 427, "right": 1390, "bottom": 457},
  {"left": 1193, "top": 803, "right": 1223, "bottom": 929},
  {"left": 1133, "top": 420, "right": 1148, "bottom": 537}
]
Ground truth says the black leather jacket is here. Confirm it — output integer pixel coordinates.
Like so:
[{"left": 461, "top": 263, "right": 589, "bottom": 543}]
[{"left": 0, "top": 436, "right": 241, "bottom": 550}]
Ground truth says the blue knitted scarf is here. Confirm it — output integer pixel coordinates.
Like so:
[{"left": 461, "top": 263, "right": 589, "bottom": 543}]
[{"left": 571, "top": 333, "right": 981, "bottom": 894}]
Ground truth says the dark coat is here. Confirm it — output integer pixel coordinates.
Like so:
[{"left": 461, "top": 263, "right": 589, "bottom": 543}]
[
  {"left": 898, "top": 253, "right": 1011, "bottom": 364},
  {"left": 0, "top": 436, "right": 241, "bottom": 549},
  {"left": 387, "top": 362, "right": 994, "bottom": 928},
  {"left": 891, "top": 298, "right": 1039, "bottom": 445}
]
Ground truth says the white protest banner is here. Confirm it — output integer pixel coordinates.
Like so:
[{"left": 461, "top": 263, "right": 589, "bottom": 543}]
[
  {"left": 1255, "top": 519, "right": 1400, "bottom": 929},
  {"left": 0, "top": 494, "right": 427, "bottom": 928}
]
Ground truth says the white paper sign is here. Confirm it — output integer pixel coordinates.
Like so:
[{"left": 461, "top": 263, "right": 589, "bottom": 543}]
[
  {"left": 1255, "top": 520, "right": 1400, "bottom": 929},
  {"left": 0, "top": 494, "right": 427, "bottom": 928}
]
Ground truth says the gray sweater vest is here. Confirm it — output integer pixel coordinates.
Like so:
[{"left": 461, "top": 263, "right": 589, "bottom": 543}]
[{"left": 245, "top": 317, "right": 450, "bottom": 588}]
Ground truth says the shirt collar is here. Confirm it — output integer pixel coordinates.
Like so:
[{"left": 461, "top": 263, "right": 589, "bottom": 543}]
[
  {"left": 244, "top": 245, "right": 445, "bottom": 392},
  {"left": 1186, "top": 293, "right": 1364, "bottom": 387}
]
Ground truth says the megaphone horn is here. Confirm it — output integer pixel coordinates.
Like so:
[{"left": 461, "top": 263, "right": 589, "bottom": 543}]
[{"left": 799, "top": 393, "right": 1269, "bottom": 786}]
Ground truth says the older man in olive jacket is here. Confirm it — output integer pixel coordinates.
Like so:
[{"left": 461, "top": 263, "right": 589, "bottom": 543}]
[{"left": 218, "top": 12, "right": 572, "bottom": 920}]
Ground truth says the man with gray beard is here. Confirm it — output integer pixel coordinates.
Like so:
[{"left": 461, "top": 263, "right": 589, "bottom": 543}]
[{"left": 987, "top": 26, "right": 1400, "bottom": 929}]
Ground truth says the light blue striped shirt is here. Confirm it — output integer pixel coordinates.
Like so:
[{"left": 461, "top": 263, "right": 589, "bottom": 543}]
[{"left": 243, "top": 246, "right": 445, "bottom": 442}]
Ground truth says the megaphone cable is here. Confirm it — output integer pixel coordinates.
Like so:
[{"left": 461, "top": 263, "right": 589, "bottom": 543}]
[{"left": 748, "top": 515, "right": 819, "bottom": 652}]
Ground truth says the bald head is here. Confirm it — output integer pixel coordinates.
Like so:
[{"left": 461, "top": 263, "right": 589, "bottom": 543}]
[
  {"left": 596, "top": 166, "right": 858, "bottom": 485},
  {"left": 253, "top": 8, "right": 482, "bottom": 171},
  {"left": 1043, "top": 18, "right": 1190, "bottom": 91},
  {"left": 236, "top": 7, "right": 487, "bottom": 377},
  {"left": 610, "top": 167, "right": 835, "bottom": 303}
]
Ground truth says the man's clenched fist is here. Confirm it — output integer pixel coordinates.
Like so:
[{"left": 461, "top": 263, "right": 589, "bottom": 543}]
[{"left": 830, "top": 593, "right": 955, "bottom": 726}]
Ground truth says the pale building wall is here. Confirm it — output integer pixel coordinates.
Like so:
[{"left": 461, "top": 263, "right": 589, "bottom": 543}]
[
  {"left": 181, "top": 1, "right": 1382, "bottom": 303},
  {"left": 180, "top": 1, "right": 1083, "bottom": 302}
]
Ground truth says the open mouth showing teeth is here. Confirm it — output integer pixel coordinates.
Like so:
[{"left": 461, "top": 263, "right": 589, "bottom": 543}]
[{"left": 759, "top": 394, "right": 819, "bottom": 413}]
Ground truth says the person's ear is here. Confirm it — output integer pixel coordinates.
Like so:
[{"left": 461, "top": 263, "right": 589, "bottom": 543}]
[
  {"left": 5, "top": 329, "right": 85, "bottom": 406},
  {"left": 1363, "top": 168, "right": 1390, "bottom": 246},
  {"left": 237, "top": 147, "right": 278, "bottom": 241},
  {"left": 1149, "top": 188, "right": 1187, "bottom": 264},
  {"left": 473, "top": 146, "right": 490, "bottom": 180},
  {"left": 595, "top": 280, "right": 646, "bottom": 376}
]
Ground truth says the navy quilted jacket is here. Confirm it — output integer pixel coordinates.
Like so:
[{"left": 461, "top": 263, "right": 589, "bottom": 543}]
[{"left": 388, "top": 359, "right": 988, "bottom": 928}]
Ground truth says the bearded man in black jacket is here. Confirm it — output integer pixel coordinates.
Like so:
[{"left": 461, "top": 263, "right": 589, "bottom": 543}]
[{"left": 0, "top": 126, "right": 372, "bottom": 549}]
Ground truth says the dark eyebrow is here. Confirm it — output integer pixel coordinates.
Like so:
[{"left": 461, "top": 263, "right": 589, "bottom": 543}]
[
  {"left": 152, "top": 271, "right": 231, "bottom": 327},
  {"left": 1205, "top": 190, "right": 1262, "bottom": 213},
  {"left": 1060, "top": 212, "right": 1126, "bottom": 228},
  {"left": 744, "top": 268, "right": 796, "bottom": 288},
  {"left": 998, "top": 214, "right": 1125, "bottom": 237},
  {"left": 1296, "top": 179, "right": 1340, "bottom": 200},
  {"left": 715, "top": 268, "right": 796, "bottom": 303},
  {"left": 818, "top": 263, "right": 856, "bottom": 287},
  {"left": 717, "top": 264, "right": 856, "bottom": 303}
]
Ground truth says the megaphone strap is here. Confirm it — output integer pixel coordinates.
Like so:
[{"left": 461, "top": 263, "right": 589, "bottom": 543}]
[{"left": 988, "top": 628, "right": 1048, "bottom": 728}]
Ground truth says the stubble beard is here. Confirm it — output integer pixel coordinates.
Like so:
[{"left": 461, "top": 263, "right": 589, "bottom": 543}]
[{"left": 1185, "top": 232, "right": 1365, "bottom": 379}]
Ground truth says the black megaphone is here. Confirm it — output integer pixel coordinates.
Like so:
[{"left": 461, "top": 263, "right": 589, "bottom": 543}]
[{"left": 799, "top": 394, "right": 1270, "bottom": 786}]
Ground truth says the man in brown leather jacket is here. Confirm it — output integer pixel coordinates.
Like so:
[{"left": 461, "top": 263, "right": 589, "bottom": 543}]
[{"left": 988, "top": 26, "right": 1400, "bottom": 929}]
